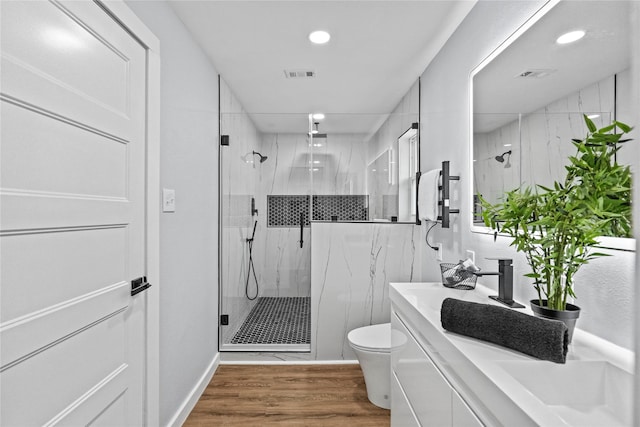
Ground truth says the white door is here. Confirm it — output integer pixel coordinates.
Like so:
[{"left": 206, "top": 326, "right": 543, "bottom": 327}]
[{"left": 1, "top": 1, "right": 148, "bottom": 425}]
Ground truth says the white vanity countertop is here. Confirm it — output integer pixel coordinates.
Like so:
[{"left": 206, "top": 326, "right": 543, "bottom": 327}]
[{"left": 390, "top": 282, "right": 635, "bottom": 427}]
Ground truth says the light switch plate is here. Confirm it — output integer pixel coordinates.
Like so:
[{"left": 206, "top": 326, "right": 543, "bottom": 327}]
[{"left": 162, "top": 188, "right": 176, "bottom": 212}]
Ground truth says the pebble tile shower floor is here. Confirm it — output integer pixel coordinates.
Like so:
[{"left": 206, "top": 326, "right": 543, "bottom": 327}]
[{"left": 231, "top": 297, "right": 310, "bottom": 345}]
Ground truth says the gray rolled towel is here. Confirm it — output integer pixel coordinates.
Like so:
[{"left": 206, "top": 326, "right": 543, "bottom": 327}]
[{"left": 441, "top": 298, "right": 568, "bottom": 363}]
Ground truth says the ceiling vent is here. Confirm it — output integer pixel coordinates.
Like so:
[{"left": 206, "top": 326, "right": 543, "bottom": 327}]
[
  {"left": 515, "top": 69, "right": 556, "bottom": 79},
  {"left": 284, "top": 69, "right": 316, "bottom": 79}
]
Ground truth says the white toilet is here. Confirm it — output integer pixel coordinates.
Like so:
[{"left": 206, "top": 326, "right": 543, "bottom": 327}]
[{"left": 347, "top": 323, "right": 391, "bottom": 409}]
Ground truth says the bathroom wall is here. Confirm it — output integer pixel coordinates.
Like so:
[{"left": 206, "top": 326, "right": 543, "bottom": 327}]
[
  {"left": 125, "top": 2, "right": 219, "bottom": 425},
  {"left": 310, "top": 222, "right": 421, "bottom": 360},
  {"left": 419, "top": 0, "right": 637, "bottom": 350},
  {"left": 221, "top": 221, "right": 422, "bottom": 362},
  {"left": 253, "top": 133, "right": 312, "bottom": 298},
  {"left": 219, "top": 81, "right": 262, "bottom": 343},
  {"left": 252, "top": 132, "right": 368, "bottom": 298}
]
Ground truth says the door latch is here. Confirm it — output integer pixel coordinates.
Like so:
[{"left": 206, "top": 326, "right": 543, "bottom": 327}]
[{"left": 131, "top": 276, "right": 151, "bottom": 296}]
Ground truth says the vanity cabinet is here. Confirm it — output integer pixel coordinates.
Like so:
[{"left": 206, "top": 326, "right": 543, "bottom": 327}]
[
  {"left": 391, "top": 372, "right": 420, "bottom": 427},
  {"left": 391, "top": 311, "right": 482, "bottom": 427}
]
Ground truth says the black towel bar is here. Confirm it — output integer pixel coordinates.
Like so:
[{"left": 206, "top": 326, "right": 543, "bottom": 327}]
[
  {"left": 416, "top": 160, "right": 460, "bottom": 227},
  {"left": 439, "top": 160, "right": 459, "bottom": 228}
]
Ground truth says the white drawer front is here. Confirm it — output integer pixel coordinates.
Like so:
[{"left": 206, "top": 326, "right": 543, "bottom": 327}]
[
  {"left": 392, "top": 312, "right": 452, "bottom": 426},
  {"left": 452, "top": 390, "right": 484, "bottom": 427},
  {"left": 391, "top": 371, "right": 421, "bottom": 427}
]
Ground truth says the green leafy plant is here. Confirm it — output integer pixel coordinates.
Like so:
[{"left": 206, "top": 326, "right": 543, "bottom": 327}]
[{"left": 480, "top": 115, "right": 633, "bottom": 311}]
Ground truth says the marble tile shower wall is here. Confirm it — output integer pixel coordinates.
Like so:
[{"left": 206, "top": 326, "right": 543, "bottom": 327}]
[
  {"left": 473, "top": 72, "right": 634, "bottom": 206},
  {"left": 252, "top": 133, "right": 311, "bottom": 299},
  {"left": 219, "top": 79, "right": 262, "bottom": 343},
  {"left": 222, "top": 221, "right": 422, "bottom": 362},
  {"left": 311, "top": 222, "right": 421, "bottom": 360},
  {"left": 252, "top": 133, "right": 369, "bottom": 298}
]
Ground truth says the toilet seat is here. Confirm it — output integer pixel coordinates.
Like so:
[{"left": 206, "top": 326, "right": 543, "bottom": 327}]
[{"left": 348, "top": 323, "right": 391, "bottom": 353}]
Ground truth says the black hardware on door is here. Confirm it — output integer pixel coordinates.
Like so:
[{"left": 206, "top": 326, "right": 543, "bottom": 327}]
[
  {"left": 131, "top": 276, "right": 151, "bottom": 296},
  {"left": 220, "top": 314, "right": 229, "bottom": 326},
  {"left": 299, "top": 212, "right": 304, "bottom": 248},
  {"left": 220, "top": 135, "right": 230, "bottom": 146}
]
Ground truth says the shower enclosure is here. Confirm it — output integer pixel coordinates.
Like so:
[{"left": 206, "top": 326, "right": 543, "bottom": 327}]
[{"left": 218, "top": 77, "right": 419, "bottom": 351}]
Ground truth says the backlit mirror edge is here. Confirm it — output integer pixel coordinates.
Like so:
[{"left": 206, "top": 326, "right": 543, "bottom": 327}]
[{"left": 468, "top": 0, "right": 636, "bottom": 253}]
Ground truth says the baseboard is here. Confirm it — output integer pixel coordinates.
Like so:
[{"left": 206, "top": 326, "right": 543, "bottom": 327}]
[
  {"left": 220, "top": 359, "right": 359, "bottom": 365},
  {"left": 168, "top": 352, "right": 220, "bottom": 427}
]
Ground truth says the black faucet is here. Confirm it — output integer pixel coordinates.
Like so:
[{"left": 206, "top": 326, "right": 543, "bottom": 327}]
[{"left": 472, "top": 259, "right": 524, "bottom": 308}]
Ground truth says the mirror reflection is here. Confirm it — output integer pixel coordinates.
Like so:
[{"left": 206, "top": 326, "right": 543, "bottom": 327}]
[{"left": 472, "top": 0, "right": 636, "bottom": 238}]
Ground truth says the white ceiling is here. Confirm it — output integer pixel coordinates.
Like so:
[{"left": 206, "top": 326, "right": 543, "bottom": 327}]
[
  {"left": 168, "top": 0, "right": 477, "bottom": 133},
  {"left": 473, "top": 0, "right": 631, "bottom": 133}
]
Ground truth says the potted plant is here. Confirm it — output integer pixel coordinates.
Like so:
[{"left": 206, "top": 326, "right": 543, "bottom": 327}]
[{"left": 480, "top": 115, "right": 633, "bottom": 341}]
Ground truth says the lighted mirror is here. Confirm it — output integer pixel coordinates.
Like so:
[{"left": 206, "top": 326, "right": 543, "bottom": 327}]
[{"left": 471, "top": 0, "right": 636, "bottom": 249}]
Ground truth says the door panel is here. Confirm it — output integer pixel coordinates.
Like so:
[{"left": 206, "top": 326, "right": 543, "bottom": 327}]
[
  {"left": 2, "top": 102, "right": 128, "bottom": 199},
  {"left": 0, "top": 0, "right": 147, "bottom": 425},
  {"left": 1, "top": 281, "right": 129, "bottom": 368},
  {"left": 1, "top": 0, "right": 135, "bottom": 135},
  {"left": 1, "top": 227, "right": 127, "bottom": 322},
  {"left": 2, "top": 315, "right": 128, "bottom": 426}
]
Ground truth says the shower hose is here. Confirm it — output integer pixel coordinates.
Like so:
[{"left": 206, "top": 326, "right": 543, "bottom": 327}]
[{"left": 245, "top": 220, "right": 259, "bottom": 300}]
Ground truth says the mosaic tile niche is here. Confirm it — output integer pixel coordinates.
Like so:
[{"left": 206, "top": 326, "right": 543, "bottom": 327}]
[{"left": 267, "top": 195, "right": 369, "bottom": 227}]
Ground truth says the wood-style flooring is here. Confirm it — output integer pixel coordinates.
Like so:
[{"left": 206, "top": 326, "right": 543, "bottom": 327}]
[{"left": 184, "top": 364, "right": 390, "bottom": 426}]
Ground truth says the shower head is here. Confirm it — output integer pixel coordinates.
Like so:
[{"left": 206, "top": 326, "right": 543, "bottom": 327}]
[
  {"left": 495, "top": 150, "right": 512, "bottom": 163},
  {"left": 253, "top": 151, "right": 268, "bottom": 163}
]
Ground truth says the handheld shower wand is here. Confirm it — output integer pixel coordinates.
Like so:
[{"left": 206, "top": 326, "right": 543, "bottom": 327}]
[{"left": 245, "top": 220, "right": 259, "bottom": 300}]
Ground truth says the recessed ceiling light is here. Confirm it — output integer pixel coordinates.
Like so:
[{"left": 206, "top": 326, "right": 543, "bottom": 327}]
[
  {"left": 312, "top": 113, "right": 325, "bottom": 120},
  {"left": 309, "top": 30, "right": 330, "bottom": 44},
  {"left": 587, "top": 114, "right": 600, "bottom": 119},
  {"left": 504, "top": 144, "right": 512, "bottom": 147},
  {"left": 556, "top": 30, "right": 585, "bottom": 45}
]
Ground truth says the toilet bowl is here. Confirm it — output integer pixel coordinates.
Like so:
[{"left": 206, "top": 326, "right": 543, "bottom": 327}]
[{"left": 347, "top": 323, "right": 391, "bottom": 409}]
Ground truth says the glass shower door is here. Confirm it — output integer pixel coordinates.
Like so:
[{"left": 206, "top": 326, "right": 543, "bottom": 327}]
[{"left": 218, "top": 82, "right": 313, "bottom": 351}]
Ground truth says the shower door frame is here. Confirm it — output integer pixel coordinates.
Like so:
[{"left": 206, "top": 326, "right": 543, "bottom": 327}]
[{"left": 217, "top": 96, "right": 313, "bottom": 352}]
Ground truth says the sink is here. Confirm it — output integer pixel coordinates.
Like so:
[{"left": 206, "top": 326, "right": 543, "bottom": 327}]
[
  {"left": 391, "top": 283, "right": 635, "bottom": 427},
  {"left": 398, "top": 282, "right": 489, "bottom": 312},
  {"left": 500, "top": 360, "right": 633, "bottom": 426}
]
